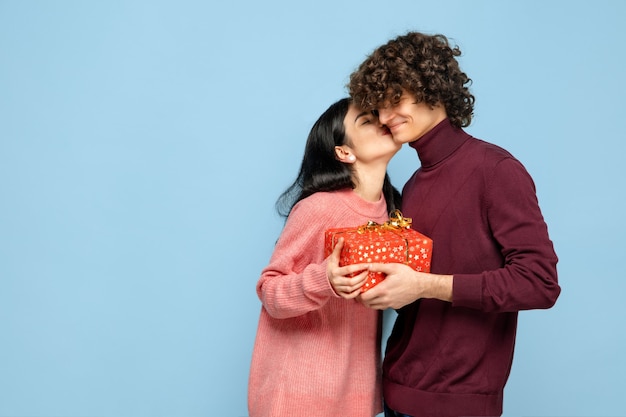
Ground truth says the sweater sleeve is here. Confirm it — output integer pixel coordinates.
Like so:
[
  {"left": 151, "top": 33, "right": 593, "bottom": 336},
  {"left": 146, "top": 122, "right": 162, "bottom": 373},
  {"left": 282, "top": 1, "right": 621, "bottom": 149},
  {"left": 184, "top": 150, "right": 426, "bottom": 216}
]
[
  {"left": 256, "top": 198, "right": 339, "bottom": 319},
  {"left": 453, "top": 157, "right": 561, "bottom": 312}
]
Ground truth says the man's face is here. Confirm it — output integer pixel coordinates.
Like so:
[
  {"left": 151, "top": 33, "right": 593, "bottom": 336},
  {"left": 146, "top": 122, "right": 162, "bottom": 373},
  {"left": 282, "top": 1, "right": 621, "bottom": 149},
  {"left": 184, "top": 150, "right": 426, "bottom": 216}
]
[{"left": 376, "top": 92, "right": 447, "bottom": 144}]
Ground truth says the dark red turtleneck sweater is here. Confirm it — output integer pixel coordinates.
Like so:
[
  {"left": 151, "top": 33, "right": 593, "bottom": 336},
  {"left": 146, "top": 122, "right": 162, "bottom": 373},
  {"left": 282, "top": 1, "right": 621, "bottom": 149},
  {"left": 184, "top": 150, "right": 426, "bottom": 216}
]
[{"left": 383, "top": 119, "right": 560, "bottom": 416}]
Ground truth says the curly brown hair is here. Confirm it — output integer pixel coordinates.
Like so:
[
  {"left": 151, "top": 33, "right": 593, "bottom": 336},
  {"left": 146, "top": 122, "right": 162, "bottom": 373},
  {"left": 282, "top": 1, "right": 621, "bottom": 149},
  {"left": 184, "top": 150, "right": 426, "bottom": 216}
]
[{"left": 348, "top": 32, "right": 475, "bottom": 128}]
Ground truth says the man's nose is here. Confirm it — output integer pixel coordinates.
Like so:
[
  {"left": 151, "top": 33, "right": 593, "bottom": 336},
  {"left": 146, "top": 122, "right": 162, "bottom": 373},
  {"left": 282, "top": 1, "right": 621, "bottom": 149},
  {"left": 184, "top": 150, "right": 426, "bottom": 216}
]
[{"left": 377, "top": 108, "right": 392, "bottom": 125}]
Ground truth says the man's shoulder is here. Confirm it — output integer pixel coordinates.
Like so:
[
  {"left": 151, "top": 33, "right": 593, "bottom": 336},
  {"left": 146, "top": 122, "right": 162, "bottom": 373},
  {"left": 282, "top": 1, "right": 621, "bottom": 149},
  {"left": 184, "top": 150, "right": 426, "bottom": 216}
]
[
  {"left": 464, "top": 136, "right": 517, "bottom": 164},
  {"left": 462, "top": 137, "right": 534, "bottom": 188}
]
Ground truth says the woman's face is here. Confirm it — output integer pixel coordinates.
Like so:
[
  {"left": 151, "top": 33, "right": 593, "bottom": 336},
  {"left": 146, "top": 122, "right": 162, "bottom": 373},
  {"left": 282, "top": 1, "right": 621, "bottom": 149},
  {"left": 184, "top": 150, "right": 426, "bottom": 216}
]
[{"left": 342, "top": 104, "right": 400, "bottom": 164}]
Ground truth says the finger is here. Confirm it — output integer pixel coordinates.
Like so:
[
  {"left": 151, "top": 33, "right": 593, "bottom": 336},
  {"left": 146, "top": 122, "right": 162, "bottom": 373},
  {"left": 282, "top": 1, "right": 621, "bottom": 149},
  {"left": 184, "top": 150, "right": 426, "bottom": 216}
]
[
  {"left": 335, "top": 270, "right": 369, "bottom": 299},
  {"left": 341, "top": 286, "right": 364, "bottom": 300},
  {"left": 340, "top": 262, "right": 371, "bottom": 276},
  {"left": 331, "top": 268, "right": 367, "bottom": 287},
  {"left": 360, "top": 294, "right": 387, "bottom": 310},
  {"left": 359, "top": 282, "right": 382, "bottom": 302},
  {"left": 366, "top": 262, "right": 395, "bottom": 274},
  {"left": 331, "top": 238, "right": 344, "bottom": 260},
  {"left": 358, "top": 292, "right": 377, "bottom": 308},
  {"left": 346, "top": 270, "right": 369, "bottom": 292}
]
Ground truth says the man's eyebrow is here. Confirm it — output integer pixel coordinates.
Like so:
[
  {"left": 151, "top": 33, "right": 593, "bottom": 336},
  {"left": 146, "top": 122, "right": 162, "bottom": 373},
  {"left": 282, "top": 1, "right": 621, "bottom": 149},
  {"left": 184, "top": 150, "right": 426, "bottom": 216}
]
[{"left": 354, "top": 111, "right": 370, "bottom": 122}]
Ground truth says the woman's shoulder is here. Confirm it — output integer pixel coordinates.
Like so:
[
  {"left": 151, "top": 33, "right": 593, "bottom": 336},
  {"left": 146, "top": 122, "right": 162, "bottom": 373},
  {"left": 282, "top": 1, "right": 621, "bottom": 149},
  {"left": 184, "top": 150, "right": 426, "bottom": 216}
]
[
  {"left": 276, "top": 193, "right": 340, "bottom": 241},
  {"left": 290, "top": 189, "right": 386, "bottom": 228},
  {"left": 291, "top": 191, "right": 345, "bottom": 218}
]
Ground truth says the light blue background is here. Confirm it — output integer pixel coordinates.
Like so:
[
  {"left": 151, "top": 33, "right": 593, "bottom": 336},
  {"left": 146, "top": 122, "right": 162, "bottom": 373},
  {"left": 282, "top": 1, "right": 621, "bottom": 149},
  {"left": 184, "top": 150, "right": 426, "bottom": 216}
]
[{"left": 1, "top": 1, "right": 624, "bottom": 416}]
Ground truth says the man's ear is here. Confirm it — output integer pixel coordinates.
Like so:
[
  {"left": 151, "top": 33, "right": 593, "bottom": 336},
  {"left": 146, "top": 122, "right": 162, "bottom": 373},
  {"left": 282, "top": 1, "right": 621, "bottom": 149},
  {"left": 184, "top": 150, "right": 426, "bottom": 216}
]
[{"left": 335, "top": 146, "right": 356, "bottom": 163}]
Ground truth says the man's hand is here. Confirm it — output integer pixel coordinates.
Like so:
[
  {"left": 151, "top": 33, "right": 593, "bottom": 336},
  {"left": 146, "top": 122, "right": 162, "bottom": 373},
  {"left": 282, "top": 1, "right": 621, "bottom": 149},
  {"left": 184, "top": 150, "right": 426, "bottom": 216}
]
[{"left": 359, "top": 263, "right": 453, "bottom": 310}]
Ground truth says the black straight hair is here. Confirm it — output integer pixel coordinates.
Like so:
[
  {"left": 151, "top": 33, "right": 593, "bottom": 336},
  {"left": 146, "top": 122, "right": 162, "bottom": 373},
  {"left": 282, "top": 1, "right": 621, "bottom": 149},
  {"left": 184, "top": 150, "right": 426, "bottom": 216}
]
[{"left": 276, "top": 98, "right": 401, "bottom": 218}]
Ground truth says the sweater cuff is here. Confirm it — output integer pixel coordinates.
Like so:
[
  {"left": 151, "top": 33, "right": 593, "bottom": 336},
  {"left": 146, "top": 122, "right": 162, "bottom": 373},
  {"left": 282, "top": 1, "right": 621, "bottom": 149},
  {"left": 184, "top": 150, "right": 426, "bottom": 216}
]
[
  {"left": 451, "top": 274, "right": 483, "bottom": 309},
  {"left": 306, "top": 259, "right": 341, "bottom": 298},
  {"left": 322, "top": 259, "right": 342, "bottom": 298}
]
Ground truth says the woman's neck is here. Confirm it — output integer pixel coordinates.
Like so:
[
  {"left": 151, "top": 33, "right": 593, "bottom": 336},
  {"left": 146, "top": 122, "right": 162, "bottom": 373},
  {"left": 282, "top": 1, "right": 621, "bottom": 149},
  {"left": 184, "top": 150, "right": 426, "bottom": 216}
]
[{"left": 351, "top": 165, "right": 387, "bottom": 202}]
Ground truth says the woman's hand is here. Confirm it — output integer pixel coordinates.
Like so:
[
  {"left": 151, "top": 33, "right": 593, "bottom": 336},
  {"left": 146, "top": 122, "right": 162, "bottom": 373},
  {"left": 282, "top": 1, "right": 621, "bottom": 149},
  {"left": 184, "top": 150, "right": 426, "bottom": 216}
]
[{"left": 326, "top": 238, "right": 370, "bottom": 299}]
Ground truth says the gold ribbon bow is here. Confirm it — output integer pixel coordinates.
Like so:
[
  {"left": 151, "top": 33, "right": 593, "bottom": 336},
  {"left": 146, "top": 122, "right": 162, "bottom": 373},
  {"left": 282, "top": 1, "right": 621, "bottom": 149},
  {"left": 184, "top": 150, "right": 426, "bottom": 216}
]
[
  {"left": 386, "top": 209, "right": 412, "bottom": 229},
  {"left": 358, "top": 210, "right": 412, "bottom": 234}
]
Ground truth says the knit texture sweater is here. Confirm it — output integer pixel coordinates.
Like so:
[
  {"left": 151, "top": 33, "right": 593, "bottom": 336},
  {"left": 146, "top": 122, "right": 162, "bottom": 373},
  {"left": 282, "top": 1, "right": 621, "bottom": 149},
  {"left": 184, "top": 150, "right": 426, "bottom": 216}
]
[
  {"left": 384, "top": 119, "right": 560, "bottom": 416},
  {"left": 248, "top": 189, "right": 388, "bottom": 417}
]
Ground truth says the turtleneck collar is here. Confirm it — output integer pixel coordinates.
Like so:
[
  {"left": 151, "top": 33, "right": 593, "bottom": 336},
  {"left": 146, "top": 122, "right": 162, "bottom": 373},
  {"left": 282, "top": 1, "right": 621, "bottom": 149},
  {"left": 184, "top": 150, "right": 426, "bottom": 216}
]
[{"left": 409, "top": 118, "right": 472, "bottom": 169}]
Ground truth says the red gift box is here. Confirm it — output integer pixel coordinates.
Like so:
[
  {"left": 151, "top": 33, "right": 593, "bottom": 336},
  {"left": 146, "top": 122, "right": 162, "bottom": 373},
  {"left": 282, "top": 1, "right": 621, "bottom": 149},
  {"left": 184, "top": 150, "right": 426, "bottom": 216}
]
[{"left": 324, "top": 210, "right": 433, "bottom": 292}]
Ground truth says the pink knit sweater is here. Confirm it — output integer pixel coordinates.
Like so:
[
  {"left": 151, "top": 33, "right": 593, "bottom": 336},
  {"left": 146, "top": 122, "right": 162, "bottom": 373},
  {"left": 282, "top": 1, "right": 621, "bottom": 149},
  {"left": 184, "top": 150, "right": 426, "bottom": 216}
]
[{"left": 248, "top": 189, "right": 388, "bottom": 417}]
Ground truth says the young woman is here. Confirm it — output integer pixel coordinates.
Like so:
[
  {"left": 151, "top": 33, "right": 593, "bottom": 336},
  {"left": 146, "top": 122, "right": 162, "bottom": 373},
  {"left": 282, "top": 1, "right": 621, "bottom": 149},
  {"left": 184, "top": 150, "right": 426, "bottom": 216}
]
[{"left": 248, "top": 98, "right": 402, "bottom": 417}]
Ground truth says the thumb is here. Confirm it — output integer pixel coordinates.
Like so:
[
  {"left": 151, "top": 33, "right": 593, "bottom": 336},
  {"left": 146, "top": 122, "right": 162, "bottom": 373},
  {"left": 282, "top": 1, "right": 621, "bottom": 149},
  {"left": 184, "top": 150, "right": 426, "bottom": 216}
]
[{"left": 331, "top": 237, "right": 344, "bottom": 259}]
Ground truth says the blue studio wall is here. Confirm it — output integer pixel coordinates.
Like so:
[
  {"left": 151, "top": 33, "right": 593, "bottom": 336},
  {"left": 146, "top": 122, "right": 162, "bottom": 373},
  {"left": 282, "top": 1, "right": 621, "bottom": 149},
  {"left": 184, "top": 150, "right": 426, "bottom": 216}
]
[{"left": 1, "top": 1, "right": 625, "bottom": 416}]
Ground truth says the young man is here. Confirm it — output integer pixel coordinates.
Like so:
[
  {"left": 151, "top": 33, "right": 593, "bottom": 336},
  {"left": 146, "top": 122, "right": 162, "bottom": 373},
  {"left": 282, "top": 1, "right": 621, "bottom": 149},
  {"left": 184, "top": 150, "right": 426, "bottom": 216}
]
[{"left": 349, "top": 32, "right": 561, "bottom": 417}]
